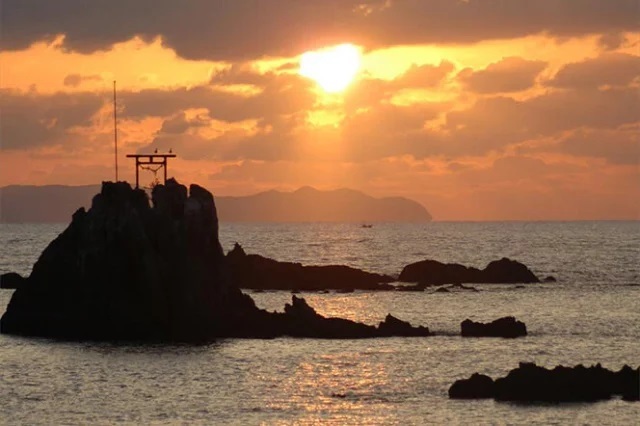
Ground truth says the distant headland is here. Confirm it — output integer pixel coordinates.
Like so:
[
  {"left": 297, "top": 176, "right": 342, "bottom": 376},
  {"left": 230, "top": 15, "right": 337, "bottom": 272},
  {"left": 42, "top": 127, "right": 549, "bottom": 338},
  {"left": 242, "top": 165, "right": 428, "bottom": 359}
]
[{"left": 0, "top": 184, "right": 431, "bottom": 223}]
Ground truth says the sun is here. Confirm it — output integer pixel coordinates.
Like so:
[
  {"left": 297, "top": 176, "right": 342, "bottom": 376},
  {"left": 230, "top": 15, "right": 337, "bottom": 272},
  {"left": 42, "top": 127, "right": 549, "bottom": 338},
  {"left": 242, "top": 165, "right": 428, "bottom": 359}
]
[{"left": 299, "top": 44, "right": 361, "bottom": 93}]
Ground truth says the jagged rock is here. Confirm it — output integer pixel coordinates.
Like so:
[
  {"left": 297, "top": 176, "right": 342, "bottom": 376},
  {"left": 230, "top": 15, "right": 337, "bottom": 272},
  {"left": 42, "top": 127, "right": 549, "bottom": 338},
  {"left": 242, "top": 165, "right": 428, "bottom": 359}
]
[
  {"left": 226, "top": 243, "right": 394, "bottom": 291},
  {"left": 495, "top": 363, "right": 640, "bottom": 402},
  {"left": 378, "top": 314, "right": 430, "bottom": 337},
  {"left": 435, "top": 287, "right": 450, "bottom": 293},
  {"left": 1, "top": 180, "right": 249, "bottom": 341},
  {"left": 399, "top": 257, "right": 540, "bottom": 285},
  {"left": 449, "top": 373, "right": 495, "bottom": 399},
  {"left": 449, "top": 363, "right": 639, "bottom": 402},
  {"left": 0, "top": 272, "right": 25, "bottom": 289},
  {"left": 1, "top": 180, "right": 431, "bottom": 342},
  {"left": 259, "top": 296, "right": 431, "bottom": 339},
  {"left": 461, "top": 317, "right": 527, "bottom": 338}
]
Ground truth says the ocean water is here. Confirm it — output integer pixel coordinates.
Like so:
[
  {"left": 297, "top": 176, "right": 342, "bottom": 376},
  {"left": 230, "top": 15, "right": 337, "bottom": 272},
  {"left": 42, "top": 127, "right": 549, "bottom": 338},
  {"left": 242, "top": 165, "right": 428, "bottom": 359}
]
[{"left": 1, "top": 221, "right": 639, "bottom": 425}]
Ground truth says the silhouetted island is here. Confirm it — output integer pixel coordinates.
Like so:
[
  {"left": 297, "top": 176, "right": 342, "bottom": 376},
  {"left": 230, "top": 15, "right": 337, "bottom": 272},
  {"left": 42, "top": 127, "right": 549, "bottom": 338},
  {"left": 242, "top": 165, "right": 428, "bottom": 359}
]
[
  {"left": 224, "top": 245, "right": 546, "bottom": 292},
  {"left": 226, "top": 243, "right": 394, "bottom": 292},
  {"left": 398, "top": 258, "right": 542, "bottom": 286},
  {"left": 449, "top": 363, "right": 639, "bottom": 402},
  {"left": 0, "top": 184, "right": 431, "bottom": 223},
  {"left": 460, "top": 316, "right": 527, "bottom": 338},
  {"left": 0, "top": 179, "right": 430, "bottom": 341}
]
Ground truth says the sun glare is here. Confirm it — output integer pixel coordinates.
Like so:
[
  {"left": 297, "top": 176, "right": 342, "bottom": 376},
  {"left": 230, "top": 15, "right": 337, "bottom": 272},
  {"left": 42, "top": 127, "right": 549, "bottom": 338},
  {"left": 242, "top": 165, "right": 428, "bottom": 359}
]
[{"left": 299, "top": 44, "right": 361, "bottom": 93}]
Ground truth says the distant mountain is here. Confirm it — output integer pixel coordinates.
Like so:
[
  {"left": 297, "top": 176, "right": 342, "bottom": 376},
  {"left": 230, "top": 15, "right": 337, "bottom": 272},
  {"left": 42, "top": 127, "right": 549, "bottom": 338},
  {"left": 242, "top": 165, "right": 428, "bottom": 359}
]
[
  {"left": 0, "top": 184, "right": 101, "bottom": 223},
  {"left": 0, "top": 184, "right": 431, "bottom": 223},
  {"left": 217, "top": 186, "right": 431, "bottom": 222}
]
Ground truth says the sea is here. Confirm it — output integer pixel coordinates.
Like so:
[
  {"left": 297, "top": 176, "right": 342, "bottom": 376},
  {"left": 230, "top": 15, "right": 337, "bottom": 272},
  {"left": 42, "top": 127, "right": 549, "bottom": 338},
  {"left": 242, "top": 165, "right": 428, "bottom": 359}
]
[{"left": 0, "top": 221, "right": 638, "bottom": 425}]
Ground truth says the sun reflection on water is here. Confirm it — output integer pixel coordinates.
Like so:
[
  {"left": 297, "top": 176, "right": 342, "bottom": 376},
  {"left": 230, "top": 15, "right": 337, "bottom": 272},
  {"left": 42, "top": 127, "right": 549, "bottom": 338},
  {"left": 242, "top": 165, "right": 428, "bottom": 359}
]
[{"left": 266, "top": 350, "right": 401, "bottom": 424}]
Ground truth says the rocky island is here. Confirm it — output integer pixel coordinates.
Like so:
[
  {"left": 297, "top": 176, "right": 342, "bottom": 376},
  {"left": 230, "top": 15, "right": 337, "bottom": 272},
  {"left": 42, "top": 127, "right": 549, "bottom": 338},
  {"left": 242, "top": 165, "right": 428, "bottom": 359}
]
[
  {"left": 449, "top": 362, "right": 639, "bottom": 402},
  {"left": 226, "top": 243, "right": 394, "bottom": 292},
  {"left": 0, "top": 179, "right": 430, "bottom": 341},
  {"left": 398, "top": 257, "right": 542, "bottom": 286}
]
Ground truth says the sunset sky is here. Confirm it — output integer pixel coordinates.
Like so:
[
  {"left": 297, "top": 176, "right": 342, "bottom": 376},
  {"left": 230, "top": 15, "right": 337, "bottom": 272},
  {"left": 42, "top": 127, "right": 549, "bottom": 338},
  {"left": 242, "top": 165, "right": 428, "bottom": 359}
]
[{"left": 1, "top": 0, "right": 638, "bottom": 220}]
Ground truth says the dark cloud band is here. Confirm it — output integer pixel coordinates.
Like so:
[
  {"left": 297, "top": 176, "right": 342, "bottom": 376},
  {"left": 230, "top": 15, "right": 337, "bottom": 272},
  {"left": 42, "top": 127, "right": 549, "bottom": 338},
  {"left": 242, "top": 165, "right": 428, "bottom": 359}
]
[{"left": 2, "top": 0, "right": 637, "bottom": 60}]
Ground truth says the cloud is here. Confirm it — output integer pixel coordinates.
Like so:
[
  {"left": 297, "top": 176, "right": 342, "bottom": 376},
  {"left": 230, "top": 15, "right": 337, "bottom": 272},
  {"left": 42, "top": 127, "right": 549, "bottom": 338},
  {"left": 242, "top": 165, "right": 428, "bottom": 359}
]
[
  {"left": 2, "top": 69, "right": 637, "bottom": 166},
  {"left": 533, "top": 127, "right": 640, "bottom": 165},
  {"left": 0, "top": 89, "right": 104, "bottom": 150},
  {"left": 343, "top": 61, "right": 455, "bottom": 111},
  {"left": 394, "top": 61, "right": 455, "bottom": 88},
  {"left": 337, "top": 85, "right": 640, "bottom": 160},
  {"left": 458, "top": 57, "right": 547, "bottom": 93},
  {"left": 597, "top": 33, "right": 628, "bottom": 51},
  {"left": 121, "top": 71, "right": 315, "bottom": 124},
  {"left": 548, "top": 52, "right": 640, "bottom": 89},
  {"left": 2, "top": 0, "right": 637, "bottom": 60},
  {"left": 63, "top": 73, "right": 103, "bottom": 87}
]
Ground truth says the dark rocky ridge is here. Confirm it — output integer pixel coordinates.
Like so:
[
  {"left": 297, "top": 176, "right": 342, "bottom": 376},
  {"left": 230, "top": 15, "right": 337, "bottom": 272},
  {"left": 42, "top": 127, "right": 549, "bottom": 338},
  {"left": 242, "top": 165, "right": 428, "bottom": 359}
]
[
  {"left": 0, "top": 180, "right": 430, "bottom": 341},
  {"left": 399, "top": 258, "right": 541, "bottom": 285},
  {"left": 449, "top": 363, "right": 640, "bottom": 402},
  {"left": 226, "top": 243, "right": 394, "bottom": 292},
  {"left": 461, "top": 316, "right": 527, "bottom": 338}
]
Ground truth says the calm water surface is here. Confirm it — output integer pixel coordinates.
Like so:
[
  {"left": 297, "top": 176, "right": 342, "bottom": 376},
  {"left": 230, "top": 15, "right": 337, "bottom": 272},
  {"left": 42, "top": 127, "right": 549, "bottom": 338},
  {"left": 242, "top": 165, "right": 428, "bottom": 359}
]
[{"left": 1, "top": 221, "right": 639, "bottom": 424}]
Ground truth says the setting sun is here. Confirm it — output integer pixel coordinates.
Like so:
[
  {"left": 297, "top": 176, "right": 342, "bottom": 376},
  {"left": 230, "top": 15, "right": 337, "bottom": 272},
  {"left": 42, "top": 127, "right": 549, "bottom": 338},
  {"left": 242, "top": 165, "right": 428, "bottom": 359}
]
[{"left": 299, "top": 43, "right": 361, "bottom": 93}]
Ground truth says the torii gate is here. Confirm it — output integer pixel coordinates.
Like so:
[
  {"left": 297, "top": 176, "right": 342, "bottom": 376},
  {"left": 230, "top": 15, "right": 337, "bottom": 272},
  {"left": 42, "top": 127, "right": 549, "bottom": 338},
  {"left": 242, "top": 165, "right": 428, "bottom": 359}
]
[{"left": 126, "top": 153, "right": 176, "bottom": 188}]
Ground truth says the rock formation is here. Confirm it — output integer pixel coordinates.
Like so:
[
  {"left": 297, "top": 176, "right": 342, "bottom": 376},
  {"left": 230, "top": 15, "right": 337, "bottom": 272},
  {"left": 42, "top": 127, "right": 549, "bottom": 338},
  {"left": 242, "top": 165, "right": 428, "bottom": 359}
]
[
  {"left": 226, "top": 243, "right": 394, "bottom": 292},
  {"left": 448, "top": 373, "right": 495, "bottom": 399},
  {"left": 0, "top": 272, "right": 25, "bottom": 289},
  {"left": 256, "top": 296, "right": 430, "bottom": 338},
  {"left": 460, "top": 317, "right": 527, "bottom": 338},
  {"left": 449, "top": 363, "right": 640, "bottom": 402},
  {"left": 399, "top": 258, "right": 540, "bottom": 285},
  {"left": 0, "top": 180, "right": 429, "bottom": 341}
]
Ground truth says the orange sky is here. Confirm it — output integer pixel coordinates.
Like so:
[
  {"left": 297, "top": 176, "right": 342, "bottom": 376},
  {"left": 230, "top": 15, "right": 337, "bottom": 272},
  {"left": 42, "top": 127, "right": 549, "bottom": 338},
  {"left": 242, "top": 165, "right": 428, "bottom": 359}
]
[{"left": 1, "top": 1, "right": 639, "bottom": 220}]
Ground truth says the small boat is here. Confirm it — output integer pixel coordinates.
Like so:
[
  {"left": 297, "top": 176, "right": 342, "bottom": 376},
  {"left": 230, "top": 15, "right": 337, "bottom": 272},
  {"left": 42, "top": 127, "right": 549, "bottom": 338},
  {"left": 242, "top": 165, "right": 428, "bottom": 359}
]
[{"left": 361, "top": 224, "right": 373, "bottom": 228}]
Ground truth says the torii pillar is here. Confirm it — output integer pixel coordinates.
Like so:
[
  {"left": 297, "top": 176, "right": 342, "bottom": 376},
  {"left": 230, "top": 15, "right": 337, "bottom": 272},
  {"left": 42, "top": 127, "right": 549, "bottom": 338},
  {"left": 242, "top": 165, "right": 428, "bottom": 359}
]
[{"left": 126, "top": 153, "right": 177, "bottom": 188}]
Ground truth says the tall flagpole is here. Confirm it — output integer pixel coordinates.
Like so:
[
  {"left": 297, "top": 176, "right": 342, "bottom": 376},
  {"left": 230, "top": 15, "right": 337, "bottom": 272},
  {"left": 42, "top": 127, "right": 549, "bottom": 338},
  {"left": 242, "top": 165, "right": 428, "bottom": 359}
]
[{"left": 113, "top": 80, "right": 119, "bottom": 181}]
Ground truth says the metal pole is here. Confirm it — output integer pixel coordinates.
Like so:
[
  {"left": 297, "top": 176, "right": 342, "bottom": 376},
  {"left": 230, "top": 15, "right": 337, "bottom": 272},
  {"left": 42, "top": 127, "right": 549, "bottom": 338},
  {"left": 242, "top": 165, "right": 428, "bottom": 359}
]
[
  {"left": 164, "top": 159, "right": 167, "bottom": 183},
  {"left": 135, "top": 158, "right": 139, "bottom": 188},
  {"left": 113, "top": 80, "right": 119, "bottom": 181}
]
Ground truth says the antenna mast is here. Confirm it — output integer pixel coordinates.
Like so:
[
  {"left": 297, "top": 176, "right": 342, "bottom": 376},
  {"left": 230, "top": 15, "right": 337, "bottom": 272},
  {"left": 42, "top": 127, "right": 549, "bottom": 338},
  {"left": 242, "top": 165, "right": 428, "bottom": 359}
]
[{"left": 113, "top": 80, "right": 119, "bottom": 181}]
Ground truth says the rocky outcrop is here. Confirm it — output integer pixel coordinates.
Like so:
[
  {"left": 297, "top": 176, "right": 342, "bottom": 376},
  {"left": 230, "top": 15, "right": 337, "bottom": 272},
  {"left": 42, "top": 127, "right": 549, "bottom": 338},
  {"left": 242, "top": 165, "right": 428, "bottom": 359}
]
[
  {"left": 253, "top": 296, "right": 430, "bottom": 338},
  {"left": 0, "top": 272, "right": 26, "bottom": 289},
  {"left": 450, "top": 363, "right": 640, "bottom": 402},
  {"left": 0, "top": 180, "right": 430, "bottom": 342},
  {"left": 399, "top": 257, "right": 540, "bottom": 285},
  {"left": 378, "top": 313, "right": 431, "bottom": 336},
  {"left": 448, "top": 373, "right": 495, "bottom": 399},
  {"left": 461, "top": 317, "right": 527, "bottom": 338},
  {"left": 226, "top": 243, "right": 394, "bottom": 292},
  {"left": 1, "top": 179, "right": 249, "bottom": 341}
]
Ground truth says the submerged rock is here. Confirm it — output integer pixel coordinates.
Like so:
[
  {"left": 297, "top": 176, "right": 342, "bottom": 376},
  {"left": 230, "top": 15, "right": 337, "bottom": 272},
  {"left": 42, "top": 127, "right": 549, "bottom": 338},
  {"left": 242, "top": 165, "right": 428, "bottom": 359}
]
[
  {"left": 0, "top": 272, "right": 25, "bottom": 289},
  {"left": 399, "top": 258, "right": 540, "bottom": 285},
  {"left": 450, "top": 363, "right": 640, "bottom": 402},
  {"left": 1, "top": 180, "right": 430, "bottom": 342},
  {"left": 461, "top": 317, "right": 527, "bottom": 338},
  {"left": 226, "top": 242, "right": 394, "bottom": 291}
]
